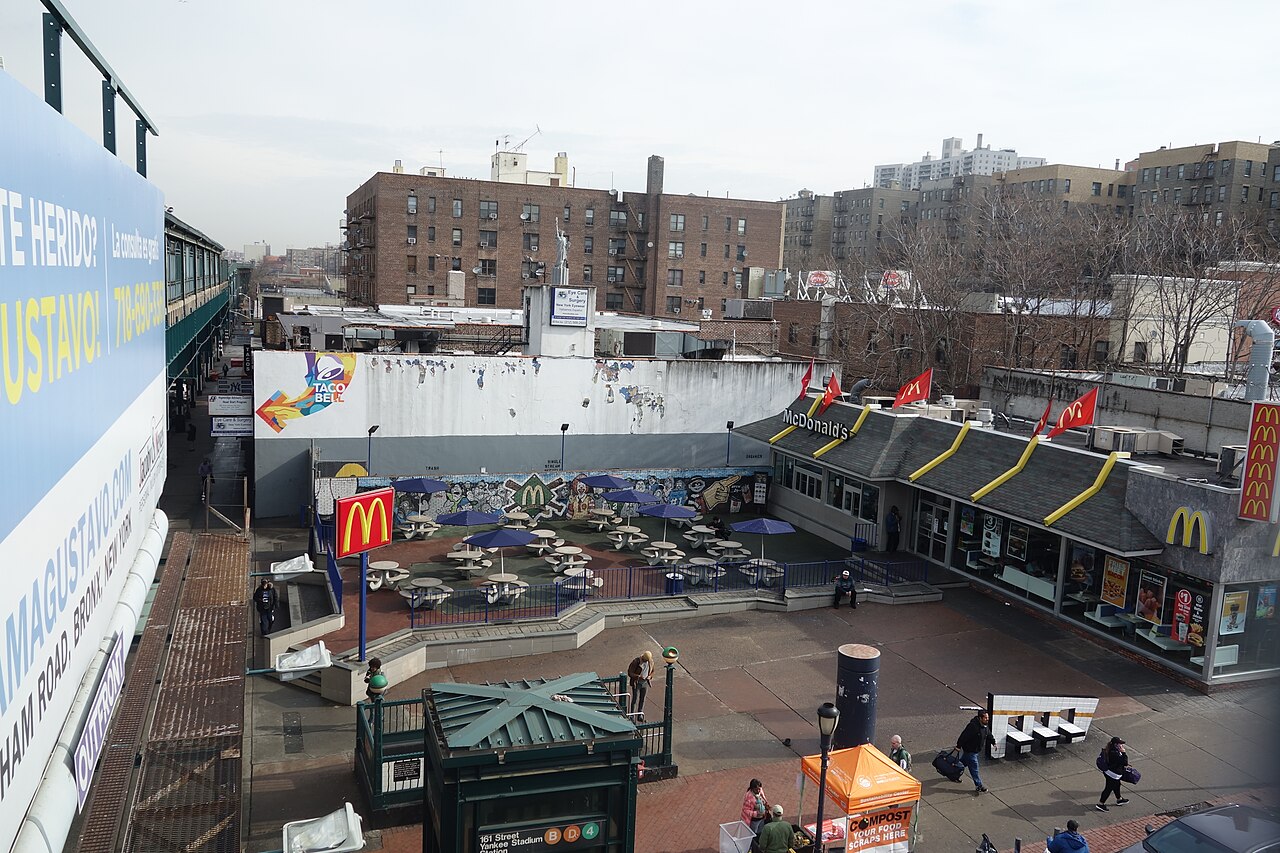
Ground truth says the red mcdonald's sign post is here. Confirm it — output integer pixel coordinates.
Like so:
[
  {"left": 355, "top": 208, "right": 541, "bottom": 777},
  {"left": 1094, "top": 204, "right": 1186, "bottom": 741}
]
[
  {"left": 1240, "top": 402, "right": 1280, "bottom": 522},
  {"left": 335, "top": 486, "right": 395, "bottom": 660}
]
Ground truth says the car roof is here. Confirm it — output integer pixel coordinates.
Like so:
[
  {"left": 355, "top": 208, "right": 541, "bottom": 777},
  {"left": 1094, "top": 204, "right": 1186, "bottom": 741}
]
[{"left": 1174, "top": 805, "right": 1280, "bottom": 851}]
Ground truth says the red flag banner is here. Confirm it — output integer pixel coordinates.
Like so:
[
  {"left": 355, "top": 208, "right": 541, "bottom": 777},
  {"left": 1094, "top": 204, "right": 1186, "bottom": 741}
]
[
  {"left": 1047, "top": 388, "right": 1098, "bottom": 438},
  {"left": 1239, "top": 401, "right": 1280, "bottom": 522},
  {"left": 892, "top": 369, "right": 932, "bottom": 408},
  {"left": 799, "top": 358, "right": 814, "bottom": 400},
  {"left": 819, "top": 372, "right": 842, "bottom": 414},
  {"left": 1033, "top": 397, "right": 1053, "bottom": 436}
]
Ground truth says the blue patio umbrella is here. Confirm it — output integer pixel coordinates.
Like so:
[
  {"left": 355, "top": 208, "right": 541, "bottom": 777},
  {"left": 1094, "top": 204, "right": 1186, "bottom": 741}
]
[
  {"left": 393, "top": 477, "right": 448, "bottom": 494},
  {"left": 639, "top": 503, "right": 697, "bottom": 542},
  {"left": 582, "top": 474, "right": 631, "bottom": 490},
  {"left": 601, "top": 489, "right": 659, "bottom": 504},
  {"left": 464, "top": 528, "right": 536, "bottom": 575},
  {"left": 730, "top": 518, "right": 796, "bottom": 562},
  {"left": 436, "top": 510, "right": 503, "bottom": 527}
]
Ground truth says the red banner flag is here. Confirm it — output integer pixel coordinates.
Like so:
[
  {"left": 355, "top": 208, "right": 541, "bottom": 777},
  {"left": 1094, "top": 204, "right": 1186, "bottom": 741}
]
[
  {"left": 893, "top": 368, "right": 932, "bottom": 408},
  {"left": 1047, "top": 388, "right": 1099, "bottom": 438},
  {"left": 798, "top": 358, "right": 815, "bottom": 400},
  {"left": 819, "top": 372, "right": 842, "bottom": 414},
  {"left": 1033, "top": 397, "right": 1053, "bottom": 436}
]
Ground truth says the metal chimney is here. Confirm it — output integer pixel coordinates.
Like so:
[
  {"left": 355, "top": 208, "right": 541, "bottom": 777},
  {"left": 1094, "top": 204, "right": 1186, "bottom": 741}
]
[{"left": 1234, "top": 320, "right": 1275, "bottom": 401}]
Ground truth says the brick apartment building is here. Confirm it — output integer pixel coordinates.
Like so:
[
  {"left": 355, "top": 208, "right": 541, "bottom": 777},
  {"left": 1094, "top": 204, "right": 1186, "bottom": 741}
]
[
  {"left": 782, "top": 189, "right": 834, "bottom": 271},
  {"left": 1127, "top": 140, "right": 1278, "bottom": 224},
  {"left": 343, "top": 154, "right": 784, "bottom": 318}
]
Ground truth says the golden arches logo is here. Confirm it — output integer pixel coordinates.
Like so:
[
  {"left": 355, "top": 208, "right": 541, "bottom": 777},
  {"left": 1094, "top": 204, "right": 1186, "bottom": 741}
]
[
  {"left": 1273, "top": 526, "right": 1280, "bottom": 558},
  {"left": 1165, "top": 507, "right": 1212, "bottom": 555},
  {"left": 1253, "top": 425, "right": 1278, "bottom": 444},
  {"left": 518, "top": 483, "right": 548, "bottom": 507},
  {"left": 1256, "top": 405, "right": 1280, "bottom": 424},
  {"left": 1063, "top": 400, "right": 1085, "bottom": 420},
  {"left": 1245, "top": 499, "right": 1271, "bottom": 518},
  {"left": 336, "top": 488, "right": 394, "bottom": 558},
  {"left": 903, "top": 380, "right": 922, "bottom": 396},
  {"left": 1252, "top": 445, "right": 1277, "bottom": 463},
  {"left": 1246, "top": 478, "right": 1273, "bottom": 496}
]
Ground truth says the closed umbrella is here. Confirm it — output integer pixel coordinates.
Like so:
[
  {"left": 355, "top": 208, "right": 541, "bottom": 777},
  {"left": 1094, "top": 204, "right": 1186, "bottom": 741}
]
[
  {"left": 729, "top": 518, "right": 796, "bottom": 562},
  {"left": 639, "top": 503, "right": 697, "bottom": 543},
  {"left": 463, "top": 528, "right": 536, "bottom": 575}
]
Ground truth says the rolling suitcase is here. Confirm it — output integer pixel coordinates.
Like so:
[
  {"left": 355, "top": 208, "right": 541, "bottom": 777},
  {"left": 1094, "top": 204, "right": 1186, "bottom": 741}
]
[{"left": 933, "top": 748, "right": 964, "bottom": 782}]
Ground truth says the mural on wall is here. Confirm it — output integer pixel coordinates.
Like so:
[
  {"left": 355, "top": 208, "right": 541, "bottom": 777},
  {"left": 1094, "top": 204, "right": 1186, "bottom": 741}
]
[
  {"left": 314, "top": 468, "right": 765, "bottom": 520},
  {"left": 256, "top": 352, "right": 358, "bottom": 433}
]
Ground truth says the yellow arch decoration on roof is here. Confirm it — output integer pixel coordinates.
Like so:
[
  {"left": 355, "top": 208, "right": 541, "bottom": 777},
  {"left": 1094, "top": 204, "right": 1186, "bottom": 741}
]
[
  {"left": 909, "top": 422, "right": 971, "bottom": 482},
  {"left": 768, "top": 396, "right": 824, "bottom": 444},
  {"left": 971, "top": 435, "right": 1040, "bottom": 502},
  {"left": 1044, "top": 452, "right": 1122, "bottom": 527}
]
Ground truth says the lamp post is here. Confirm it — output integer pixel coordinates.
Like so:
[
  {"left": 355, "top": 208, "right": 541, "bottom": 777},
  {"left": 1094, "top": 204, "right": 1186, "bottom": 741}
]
[
  {"left": 814, "top": 702, "right": 840, "bottom": 853},
  {"left": 725, "top": 420, "right": 734, "bottom": 466},
  {"left": 560, "top": 423, "right": 569, "bottom": 470},
  {"left": 366, "top": 424, "right": 379, "bottom": 474}
]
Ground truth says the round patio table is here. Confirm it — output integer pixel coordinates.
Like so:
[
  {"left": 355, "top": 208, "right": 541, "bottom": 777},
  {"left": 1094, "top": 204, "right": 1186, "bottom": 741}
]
[
  {"left": 486, "top": 572, "right": 520, "bottom": 584},
  {"left": 555, "top": 545, "right": 584, "bottom": 557},
  {"left": 369, "top": 560, "right": 400, "bottom": 572},
  {"left": 410, "top": 576, "right": 444, "bottom": 589}
]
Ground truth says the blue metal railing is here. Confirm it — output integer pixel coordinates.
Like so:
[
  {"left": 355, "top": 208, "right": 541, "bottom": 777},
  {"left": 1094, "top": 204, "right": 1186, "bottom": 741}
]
[{"left": 313, "top": 517, "right": 343, "bottom": 612}]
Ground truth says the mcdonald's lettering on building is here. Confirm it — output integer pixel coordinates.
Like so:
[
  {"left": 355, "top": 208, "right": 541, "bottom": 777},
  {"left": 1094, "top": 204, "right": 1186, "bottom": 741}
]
[
  {"left": 1240, "top": 402, "right": 1280, "bottom": 522},
  {"left": 336, "top": 487, "right": 395, "bottom": 558}
]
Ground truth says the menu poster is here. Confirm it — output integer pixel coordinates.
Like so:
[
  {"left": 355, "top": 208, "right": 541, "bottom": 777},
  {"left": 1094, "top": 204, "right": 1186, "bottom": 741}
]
[
  {"left": 1172, "top": 589, "right": 1194, "bottom": 645},
  {"left": 1256, "top": 585, "right": 1277, "bottom": 620},
  {"left": 981, "top": 514, "right": 1002, "bottom": 559},
  {"left": 1220, "top": 591, "right": 1249, "bottom": 635},
  {"left": 1187, "top": 591, "right": 1208, "bottom": 649},
  {"left": 1101, "top": 556, "right": 1130, "bottom": 607},
  {"left": 960, "top": 507, "right": 975, "bottom": 537},
  {"left": 1007, "top": 524, "right": 1029, "bottom": 561},
  {"left": 1136, "top": 570, "right": 1167, "bottom": 625}
]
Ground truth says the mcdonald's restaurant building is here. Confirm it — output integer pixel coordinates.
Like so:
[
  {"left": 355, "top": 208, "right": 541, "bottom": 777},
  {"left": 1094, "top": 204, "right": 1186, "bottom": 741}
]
[{"left": 737, "top": 399, "right": 1280, "bottom": 687}]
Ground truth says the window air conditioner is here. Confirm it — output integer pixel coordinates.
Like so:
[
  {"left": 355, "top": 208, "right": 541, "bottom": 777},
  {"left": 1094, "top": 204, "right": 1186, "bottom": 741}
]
[
  {"left": 530, "top": 245, "right": 538, "bottom": 252},
  {"left": 675, "top": 252, "right": 683, "bottom": 258},
  {"left": 407, "top": 237, "right": 416, "bottom": 244},
  {"left": 607, "top": 276, "right": 617, "bottom": 283},
  {"left": 609, "top": 249, "right": 618, "bottom": 255},
  {"left": 479, "top": 242, "right": 488, "bottom": 248},
  {"left": 488, "top": 213, "right": 498, "bottom": 220},
  {"left": 521, "top": 273, "right": 530, "bottom": 280}
]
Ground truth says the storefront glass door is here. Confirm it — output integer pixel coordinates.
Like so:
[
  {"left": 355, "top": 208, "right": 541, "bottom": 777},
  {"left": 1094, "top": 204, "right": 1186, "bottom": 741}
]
[{"left": 914, "top": 493, "right": 950, "bottom": 563}]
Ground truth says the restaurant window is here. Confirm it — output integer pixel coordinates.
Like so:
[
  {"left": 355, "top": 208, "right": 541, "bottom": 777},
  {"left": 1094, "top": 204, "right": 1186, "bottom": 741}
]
[
  {"left": 477, "top": 287, "right": 496, "bottom": 305},
  {"left": 792, "top": 460, "right": 822, "bottom": 500},
  {"left": 913, "top": 490, "right": 951, "bottom": 563},
  {"left": 827, "top": 473, "right": 879, "bottom": 522}
]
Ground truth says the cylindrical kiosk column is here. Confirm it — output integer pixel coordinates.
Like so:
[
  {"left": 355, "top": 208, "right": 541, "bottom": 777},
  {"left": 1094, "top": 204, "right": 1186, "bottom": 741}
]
[{"left": 833, "top": 643, "right": 880, "bottom": 750}]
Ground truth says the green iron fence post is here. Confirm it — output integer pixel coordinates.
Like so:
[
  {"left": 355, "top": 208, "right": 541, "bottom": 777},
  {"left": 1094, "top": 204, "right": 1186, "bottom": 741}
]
[
  {"left": 661, "top": 659, "right": 675, "bottom": 767},
  {"left": 373, "top": 700, "right": 384, "bottom": 798}
]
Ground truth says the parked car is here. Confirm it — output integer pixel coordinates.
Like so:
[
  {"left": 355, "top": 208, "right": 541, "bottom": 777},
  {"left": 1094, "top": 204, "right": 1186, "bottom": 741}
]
[{"left": 1119, "top": 804, "right": 1280, "bottom": 853}]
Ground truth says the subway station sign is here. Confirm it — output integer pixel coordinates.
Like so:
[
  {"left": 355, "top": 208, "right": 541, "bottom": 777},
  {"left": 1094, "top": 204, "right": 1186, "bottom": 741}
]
[{"left": 478, "top": 818, "right": 604, "bottom": 853}]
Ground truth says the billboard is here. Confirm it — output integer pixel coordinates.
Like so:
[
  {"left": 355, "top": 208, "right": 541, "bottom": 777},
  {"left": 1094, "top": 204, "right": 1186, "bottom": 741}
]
[
  {"left": 335, "top": 488, "right": 394, "bottom": 558},
  {"left": 0, "top": 72, "right": 166, "bottom": 842},
  {"left": 1239, "top": 402, "right": 1280, "bottom": 522}
]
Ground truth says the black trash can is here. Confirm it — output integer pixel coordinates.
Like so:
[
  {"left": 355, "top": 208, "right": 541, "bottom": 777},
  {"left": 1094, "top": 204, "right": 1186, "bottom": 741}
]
[
  {"left": 665, "top": 572, "right": 685, "bottom": 595},
  {"left": 851, "top": 536, "right": 868, "bottom": 553}
]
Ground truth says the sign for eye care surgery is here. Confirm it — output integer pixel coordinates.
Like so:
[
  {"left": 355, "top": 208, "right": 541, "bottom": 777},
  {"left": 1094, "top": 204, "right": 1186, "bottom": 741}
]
[{"left": 550, "top": 286, "right": 589, "bottom": 327}]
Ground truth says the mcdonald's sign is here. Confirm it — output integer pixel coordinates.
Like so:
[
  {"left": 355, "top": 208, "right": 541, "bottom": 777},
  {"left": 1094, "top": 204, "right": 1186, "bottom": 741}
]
[
  {"left": 1239, "top": 402, "right": 1280, "bottom": 522},
  {"left": 335, "top": 487, "right": 394, "bottom": 558},
  {"left": 1165, "top": 507, "right": 1213, "bottom": 555}
]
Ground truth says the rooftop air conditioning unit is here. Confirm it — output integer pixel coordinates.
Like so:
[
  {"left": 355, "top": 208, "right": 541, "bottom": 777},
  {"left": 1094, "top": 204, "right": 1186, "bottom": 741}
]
[
  {"left": 939, "top": 394, "right": 956, "bottom": 407},
  {"left": 1217, "top": 445, "right": 1247, "bottom": 478},
  {"left": 407, "top": 237, "right": 416, "bottom": 244},
  {"left": 488, "top": 213, "right": 498, "bottom": 220}
]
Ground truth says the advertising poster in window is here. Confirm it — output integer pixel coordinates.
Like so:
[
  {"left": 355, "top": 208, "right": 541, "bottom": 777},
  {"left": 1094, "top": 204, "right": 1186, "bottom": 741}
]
[
  {"left": 959, "top": 506, "right": 975, "bottom": 537},
  {"left": 1101, "top": 556, "right": 1130, "bottom": 607},
  {"left": 1007, "top": 524, "right": 1029, "bottom": 561},
  {"left": 1136, "top": 570, "right": 1166, "bottom": 624},
  {"left": 1186, "top": 590, "right": 1208, "bottom": 649},
  {"left": 981, "top": 514, "right": 1002, "bottom": 558},
  {"left": 550, "top": 286, "right": 590, "bottom": 327},
  {"left": 1172, "top": 589, "right": 1194, "bottom": 645},
  {"left": 1220, "top": 591, "right": 1249, "bottom": 635},
  {"left": 1256, "top": 585, "right": 1276, "bottom": 620}
]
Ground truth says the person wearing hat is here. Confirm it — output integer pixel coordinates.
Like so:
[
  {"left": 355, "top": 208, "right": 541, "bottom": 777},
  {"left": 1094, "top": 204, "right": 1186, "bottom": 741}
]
[
  {"left": 627, "top": 650, "right": 654, "bottom": 720},
  {"left": 1047, "top": 819, "right": 1090, "bottom": 853},
  {"left": 756, "top": 804, "right": 793, "bottom": 853},
  {"left": 833, "top": 569, "right": 857, "bottom": 609},
  {"left": 1096, "top": 736, "right": 1130, "bottom": 811}
]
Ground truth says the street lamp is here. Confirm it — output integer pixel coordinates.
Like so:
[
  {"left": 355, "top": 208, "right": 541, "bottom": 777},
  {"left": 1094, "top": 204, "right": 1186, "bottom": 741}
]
[
  {"left": 366, "top": 424, "right": 379, "bottom": 474},
  {"left": 725, "top": 420, "right": 735, "bottom": 466},
  {"left": 560, "top": 423, "right": 569, "bottom": 470},
  {"left": 814, "top": 702, "right": 840, "bottom": 853}
]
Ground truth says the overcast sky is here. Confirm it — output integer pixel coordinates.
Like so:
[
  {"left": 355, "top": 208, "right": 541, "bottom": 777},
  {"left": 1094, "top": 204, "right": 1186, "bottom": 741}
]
[{"left": 3, "top": 0, "right": 1277, "bottom": 253}]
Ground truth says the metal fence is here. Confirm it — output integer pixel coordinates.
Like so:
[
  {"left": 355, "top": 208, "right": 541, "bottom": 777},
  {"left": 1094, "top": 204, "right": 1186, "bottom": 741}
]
[{"left": 313, "top": 517, "right": 343, "bottom": 612}]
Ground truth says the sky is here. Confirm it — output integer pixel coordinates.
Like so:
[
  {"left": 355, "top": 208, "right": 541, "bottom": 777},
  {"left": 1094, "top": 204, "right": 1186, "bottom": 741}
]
[{"left": 2, "top": 0, "right": 1278, "bottom": 253}]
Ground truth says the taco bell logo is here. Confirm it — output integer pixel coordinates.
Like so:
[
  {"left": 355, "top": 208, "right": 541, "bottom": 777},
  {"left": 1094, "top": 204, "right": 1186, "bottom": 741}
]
[{"left": 310, "top": 354, "right": 348, "bottom": 402}]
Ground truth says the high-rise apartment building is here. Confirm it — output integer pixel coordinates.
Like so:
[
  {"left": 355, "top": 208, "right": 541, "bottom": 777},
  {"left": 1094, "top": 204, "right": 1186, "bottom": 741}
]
[
  {"left": 343, "top": 154, "right": 784, "bottom": 318},
  {"left": 1126, "top": 141, "right": 1279, "bottom": 223},
  {"left": 782, "top": 190, "right": 835, "bottom": 271},
  {"left": 831, "top": 187, "right": 917, "bottom": 264},
  {"left": 996, "top": 164, "right": 1135, "bottom": 216},
  {"left": 875, "top": 135, "right": 1045, "bottom": 190}
]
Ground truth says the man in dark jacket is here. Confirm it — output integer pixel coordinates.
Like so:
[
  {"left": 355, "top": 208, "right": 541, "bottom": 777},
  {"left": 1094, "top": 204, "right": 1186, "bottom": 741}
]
[
  {"left": 956, "top": 710, "right": 996, "bottom": 793},
  {"left": 833, "top": 570, "right": 857, "bottom": 608},
  {"left": 255, "top": 580, "right": 278, "bottom": 636},
  {"left": 1047, "top": 820, "right": 1089, "bottom": 852},
  {"left": 626, "top": 651, "right": 653, "bottom": 721}
]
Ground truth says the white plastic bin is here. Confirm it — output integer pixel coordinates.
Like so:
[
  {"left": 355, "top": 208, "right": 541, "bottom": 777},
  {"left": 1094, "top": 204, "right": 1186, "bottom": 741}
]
[{"left": 719, "top": 820, "right": 755, "bottom": 853}]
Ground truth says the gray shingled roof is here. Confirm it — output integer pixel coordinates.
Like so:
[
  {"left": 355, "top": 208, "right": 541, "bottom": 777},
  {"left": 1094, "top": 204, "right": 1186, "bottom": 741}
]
[{"left": 736, "top": 401, "right": 1164, "bottom": 554}]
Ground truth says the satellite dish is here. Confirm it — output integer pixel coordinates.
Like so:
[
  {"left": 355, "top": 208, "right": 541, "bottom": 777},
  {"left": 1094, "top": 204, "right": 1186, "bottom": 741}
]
[
  {"left": 647, "top": 241, "right": 654, "bottom": 248},
  {"left": 471, "top": 267, "right": 482, "bottom": 274}
]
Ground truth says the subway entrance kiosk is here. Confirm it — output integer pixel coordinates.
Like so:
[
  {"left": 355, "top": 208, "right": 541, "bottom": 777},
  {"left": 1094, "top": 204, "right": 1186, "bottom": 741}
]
[{"left": 421, "top": 673, "right": 641, "bottom": 853}]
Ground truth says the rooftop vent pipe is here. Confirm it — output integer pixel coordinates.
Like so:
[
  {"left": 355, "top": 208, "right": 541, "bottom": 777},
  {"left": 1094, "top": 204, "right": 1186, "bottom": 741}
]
[{"left": 1234, "top": 319, "right": 1275, "bottom": 402}]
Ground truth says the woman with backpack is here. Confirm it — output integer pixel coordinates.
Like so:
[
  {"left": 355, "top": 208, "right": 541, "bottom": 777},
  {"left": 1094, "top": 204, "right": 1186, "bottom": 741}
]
[{"left": 1096, "top": 736, "right": 1131, "bottom": 811}]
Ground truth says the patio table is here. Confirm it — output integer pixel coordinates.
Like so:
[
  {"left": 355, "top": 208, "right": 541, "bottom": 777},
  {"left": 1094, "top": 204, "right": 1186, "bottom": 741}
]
[
  {"left": 683, "top": 525, "right": 718, "bottom": 550},
  {"left": 401, "top": 514, "right": 439, "bottom": 540}
]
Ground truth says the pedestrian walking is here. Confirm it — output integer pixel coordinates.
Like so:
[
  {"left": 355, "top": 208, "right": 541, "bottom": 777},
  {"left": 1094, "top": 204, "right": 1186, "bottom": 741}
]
[
  {"left": 889, "top": 734, "right": 912, "bottom": 771},
  {"left": 740, "top": 778, "right": 770, "bottom": 838},
  {"left": 955, "top": 710, "right": 995, "bottom": 794},
  {"left": 1096, "top": 736, "right": 1131, "bottom": 811},
  {"left": 198, "top": 458, "right": 213, "bottom": 502},
  {"left": 364, "top": 657, "right": 388, "bottom": 702},
  {"left": 186, "top": 420, "right": 197, "bottom": 452},
  {"left": 756, "top": 805, "right": 792, "bottom": 853},
  {"left": 885, "top": 506, "right": 902, "bottom": 552},
  {"left": 1047, "top": 819, "right": 1090, "bottom": 853},
  {"left": 254, "top": 579, "right": 278, "bottom": 636},
  {"left": 627, "top": 650, "right": 653, "bottom": 721},
  {"left": 833, "top": 569, "right": 857, "bottom": 609}
]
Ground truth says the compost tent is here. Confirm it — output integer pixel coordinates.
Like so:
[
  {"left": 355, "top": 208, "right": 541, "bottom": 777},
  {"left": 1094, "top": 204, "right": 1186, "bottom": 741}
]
[{"left": 800, "top": 744, "right": 920, "bottom": 814}]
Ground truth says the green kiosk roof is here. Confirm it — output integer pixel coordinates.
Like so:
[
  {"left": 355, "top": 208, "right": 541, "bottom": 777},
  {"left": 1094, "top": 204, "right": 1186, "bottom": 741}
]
[{"left": 429, "top": 673, "right": 636, "bottom": 751}]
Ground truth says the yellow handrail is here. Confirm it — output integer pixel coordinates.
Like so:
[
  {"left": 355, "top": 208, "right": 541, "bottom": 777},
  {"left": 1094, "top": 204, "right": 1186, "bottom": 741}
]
[
  {"left": 971, "top": 435, "right": 1039, "bottom": 502},
  {"left": 1044, "top": 452, "right": 1121, "bottom": 526},
  {"left": 909, "top": 422, "right": 971, "bottom": 482}
]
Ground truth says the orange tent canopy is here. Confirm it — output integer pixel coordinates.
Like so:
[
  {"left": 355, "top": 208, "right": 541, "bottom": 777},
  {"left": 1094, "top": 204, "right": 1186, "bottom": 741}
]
[{"left": 801, "top": 744, "right": 921, "bottom": 815}]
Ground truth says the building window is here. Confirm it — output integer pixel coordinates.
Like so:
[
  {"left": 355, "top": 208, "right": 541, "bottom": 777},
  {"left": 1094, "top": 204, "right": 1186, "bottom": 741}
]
[
  {"left": 609, "top": 210, "right": 627, "bottom": 227},
  {"left": 1141, "top": 168, "right": 1150, "bottom": 183},
  {"left": 737, "top": 218, "right": 747, "bottom": 235},
  {"left": 1091, "top": 182, "right": 1102, "bottom": 196},
  {"left": 522, "top": 203, "right": 540, "bottom": 223},
  {"left": 722, "top": 271, "right": 729, "bottom": 285},
  {"left": 607, "top": 266, "right": 625, "bottom": 283},
  {"left": 585, "top": 207, "right": 595, "bottom": 226},
  {"left": 605, "top": 293, "right": 622, "bottom": 310},
  {"left": 427, "top": 225, "right": 436, "bottom": 242},
  {"left": 668, "top": 241, "right": 684, "bottom": 259},
  {"left": 451, "top": 257, "right": 462, "bottom": 271},
  {"left": 407, "top": 194, "right": 418, "bottom": 214},
  {"left": 700, "top": 242, "right": 708, "bottom": 258},
  {"left": 1063, "top": 179, "right": 1071, "bottom": 193},
  {"left": 1176, "top": 165, "right": 1184, "bottom": 180},
  {"left": 698, "top": 270, "right": 706, "bottom": 284},
  {"left": 563, "top": 205, "right": 571, "bottom": 222},
  {"left": 1271, "top": 191, "right": 1279, "bottom": 209},
  {"left": 478, "top": 259, "right": 496, "bottom": 276},
  {"left": 667, "top": 269, "right": 683, "bottom": 286},
  {"left": 788, "top": 323, "right": 799, "bottom": 343},
  {"left": 478, "top": 287, "right": 496, "bottom": 305},
  {"left": 1244, "top": 160, "right": 1253, "bottom": 178},
  {"left": 427, "top": 256, "right": 436, "bottom": 272},
  {"left": 583, "top": 236, "right": 594, "bottom": 254},
  {"left": 1117, "top": 185, "right": 1128, "bottom": 199},
  {"left": 734, "top": 271, "right": 743, "bottom": 289},
  {"left": 523, "top": 233, "right": 540, "bottom": 251},
  {"left": 666, "top": 296, "right": 681, "bottom": 314},
  {"left": 452, "top": 228, "right": 462, "bottom": 247},
  {"left": 452, "top": 198, "right": 463, "bottom": 217},
  {"left": 724, "top": 244, "right": 731, "bottom": 259},
  {"left": 701, "top": 215, "right": 709, "bottom": 230},
  {"left": 407, "top": 224, "right": 418, "bottom": 241},
  {"left": 479, "top": 200, "right": 498, "bottom": 219},
  {"left": 583, "top": 264, "right": 593, "bottom": 283},
  {"left": 521, "top": 260, "right": 541, "bottom": 279},
  {"left": 1218, "top": 185, "right": 1227, "bottom": 202},
  {"left": 1206, "top": 161, "right": 1216, "bottom": 177},
  {"left": 479, "top": 230, "right": 497, "bottom": 248},
  {"left": 1133, "top": 341, "right": 1148, "bottom": 363},
  {"left": 670, "top": 214, "right": 685, "bottom": 232},
  {"left": 725, "top": 216, "right": 733, "bottom": 232},
  {"left": 1242, "top": 186, "right": 1251, "bottom": 203},
  {"left": 407, "top": 255, "right": 417, "bottom": 274},
  {"left": 427, "top": 196, "right": 436, "bottom": 214},
  {"left": 1274, "top": 165, "right": 1280, "bottom": 182},
  {"left": 607, "top": 237, "right": 625, "bottom": 256},
  {"left": 1216, "top": 211, "right": 1224, "bottom": 225},
  {"left": 1173, "top": 188, "right": 1182, "bottom": 203},
  {"left": 1191, "top": 187, "right": 1200, "bottom": 204}
]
